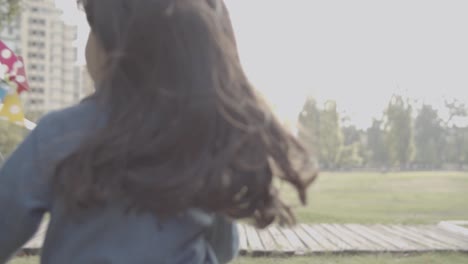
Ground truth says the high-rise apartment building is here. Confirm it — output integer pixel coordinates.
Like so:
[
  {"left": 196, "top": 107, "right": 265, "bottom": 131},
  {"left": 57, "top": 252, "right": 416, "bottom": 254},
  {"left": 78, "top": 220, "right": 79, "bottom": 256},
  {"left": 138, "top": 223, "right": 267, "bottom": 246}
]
[
  {"left": 75, "top": 65, "right": 95, "bottom": 99},
  {"left": 80, "top": 66, "right": 95, "bottom": 97},
  {"left": 0, "top": 19, "right": 20, "bottom": 53},
  {"left": 0, "top": 0, "right": 79, "bottom": 113}
]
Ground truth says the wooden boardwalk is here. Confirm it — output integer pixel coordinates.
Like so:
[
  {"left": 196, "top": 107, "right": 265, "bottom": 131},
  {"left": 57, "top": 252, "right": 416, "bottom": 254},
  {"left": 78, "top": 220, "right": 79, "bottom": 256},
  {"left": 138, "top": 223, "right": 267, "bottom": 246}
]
[
  {"left": 237, "top": 223, "right": 468, "bottom": 255},
  {"left": 22, "top": 222, "right": 468, "bottom": 256}
]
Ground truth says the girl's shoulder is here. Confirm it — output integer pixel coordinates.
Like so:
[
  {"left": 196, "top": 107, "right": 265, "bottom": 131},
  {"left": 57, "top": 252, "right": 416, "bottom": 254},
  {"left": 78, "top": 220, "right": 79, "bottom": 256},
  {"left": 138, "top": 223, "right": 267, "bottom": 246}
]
[
  {"left": 39, "top": 97, "right": 100, "bottom": 128},
  {"left": 33, "top": 97, "right": 103, "bottom": 158}
]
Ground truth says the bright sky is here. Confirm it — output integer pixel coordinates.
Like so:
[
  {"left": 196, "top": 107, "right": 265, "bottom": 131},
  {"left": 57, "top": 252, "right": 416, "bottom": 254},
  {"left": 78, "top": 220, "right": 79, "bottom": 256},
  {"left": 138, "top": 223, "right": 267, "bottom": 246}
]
[{"left": 56, "top": 0, "right": 468, "bottom": 129}]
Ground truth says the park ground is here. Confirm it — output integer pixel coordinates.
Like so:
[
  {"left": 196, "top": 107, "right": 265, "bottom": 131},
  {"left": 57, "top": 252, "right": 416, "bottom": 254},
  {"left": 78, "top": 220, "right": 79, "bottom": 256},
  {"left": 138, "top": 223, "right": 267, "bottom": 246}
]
[{"left": 11, "top": 171, "right": 468, "bottom": 264}]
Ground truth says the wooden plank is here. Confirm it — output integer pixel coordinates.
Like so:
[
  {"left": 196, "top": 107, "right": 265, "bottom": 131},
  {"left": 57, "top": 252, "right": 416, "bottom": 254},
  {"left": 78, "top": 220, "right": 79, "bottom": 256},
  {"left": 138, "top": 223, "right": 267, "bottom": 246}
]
[
  {"left": 313, "top": 224, "right": 354, "bottom": 251},
  {"left": 244, "top": 225, "right": 264, "bottom": 253},
  {"left": 343, "top": 224, "right": 400, "bottom": 251},
  {"left": 237, "top": 224, "right": 248, "bottom": 252},
  {"left": 362, "top": 225, "right": 426, "bottom": 251},
  {"left": 389, "top": 225, "right": 452, "bottom": 250},
  {"left": 376, "top": 225, "right": 445, "bottom": 250},
  {"left": 328, "top": 224, "right": 384, "bottom": 251},
  {"left": 371, "top": 225, "right": 427, "bottom": 251},
  {"left": 392, "top": 225, "right": 456, "bottom": 250},
  {"left": 433, "top": 226, "right": 468, "bottom": 244},
  {"left": 333, "top": 224, "right": 385, "bottom": 251},
  {"left": 406, "top": 226, "right": 468, "bottom": 250},
  {"left": 439, "top": 221, "right": 468, "bottom": 237},
  {"left": 321, "top": 224, "right": 365, "bottom": 251},
  {"left": 37, "top": 222, "right": 47, "bottom": 234},
  {"left": 267, "top": 226, "right": 295, "bottom": 254},
  {"left": 400, "top": 226, "right": 461, "bottom": 248},
  {"left": 292, "top": 225, "right": 326, "bottom": 252},
  {"left": 24, "top": 232, "right": 45, "bottom": 249},
  {"left": 300, "top": 224, "right": 338, "bottom": 251},
  {"left": 430, "top": 226, "right": 468, "bottom": 245},
  {"left": 22, "top": 220, "right": 468, "bottom": 255},
  {"left": 279, "top": 226, "right": 309, "bottom": 255},
  {"left": 257, "top": 228, "right": 279, "bottom": 253},
  {"left": 24, "top": 237, "right": 41, "bottom": 249},
  {"left": 24, "top": 222, "right": 47, "bottom": 249}
]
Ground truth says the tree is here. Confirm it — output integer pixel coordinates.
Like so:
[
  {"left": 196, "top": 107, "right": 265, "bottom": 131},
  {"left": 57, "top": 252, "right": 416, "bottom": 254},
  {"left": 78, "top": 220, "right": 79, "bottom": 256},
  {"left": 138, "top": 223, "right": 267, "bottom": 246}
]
[
  {"left": 444, "top": 127, "right": 468, "bottom": 169},
  {"left": 298, "top": 99, "right": 345, "bottom": 170},
  {"left": 317, "top": 101, "right": 344, "bottom": 169},
  {"left": 0, "top": 0, "right": 21, "bottom": 30},
  {"left": 414, "top": 104, "right": 444, "bottom": 169},
  {"left": 443, "top": 99, "right": 468, "bottom": 169},
  {"left": 298, "top": 98, "right": 320, "bottom": 154},
  {"left": 339, "top": 125, "right": 365, "bottom": 168},
  {"left": 444, "top": 99, "right": 467, "bottom": 126},
  {"left": 384, "top": 95, "right": 414, "bottom": 169},
  {"left": 342, "top": 125, "right": 360, "bottom": 146},
  {"left": 338, "top": 143, "right": 363, "bottom": 169},
  {"left": 366, "top": 119, "right": 388, "bottom": 168},
  {"left": 462, "top": 128, "right": 468, "bottom": 168}
]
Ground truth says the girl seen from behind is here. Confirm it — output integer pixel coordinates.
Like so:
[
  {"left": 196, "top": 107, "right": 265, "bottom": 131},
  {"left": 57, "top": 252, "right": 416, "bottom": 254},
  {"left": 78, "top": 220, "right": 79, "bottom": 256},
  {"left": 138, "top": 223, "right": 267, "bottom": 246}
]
[{"left": 0, "top": 0, "right": 317, "bottom": 263}]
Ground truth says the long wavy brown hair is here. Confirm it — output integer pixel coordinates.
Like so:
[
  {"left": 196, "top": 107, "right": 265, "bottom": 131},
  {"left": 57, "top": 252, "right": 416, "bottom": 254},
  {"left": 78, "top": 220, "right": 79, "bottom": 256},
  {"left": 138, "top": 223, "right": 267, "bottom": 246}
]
[{"left": 54, "top": 0, "right": 317, "bottom": 228}]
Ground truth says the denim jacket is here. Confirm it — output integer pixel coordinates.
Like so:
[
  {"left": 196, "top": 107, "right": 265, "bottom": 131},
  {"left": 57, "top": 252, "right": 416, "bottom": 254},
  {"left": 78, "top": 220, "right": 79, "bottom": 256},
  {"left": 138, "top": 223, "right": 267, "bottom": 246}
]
[{"left": 0, "top": 98, "right": 238, "bottom": 264}]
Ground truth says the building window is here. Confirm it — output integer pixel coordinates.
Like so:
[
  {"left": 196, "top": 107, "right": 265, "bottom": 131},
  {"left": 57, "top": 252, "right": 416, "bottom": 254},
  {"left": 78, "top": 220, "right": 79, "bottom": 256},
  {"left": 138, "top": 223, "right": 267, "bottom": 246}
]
[
  {"left": 30, "top": 99, "right": 44, "bottom": 105},
  {"left": 30, "top": 76, "right": 45, "bottom": 83},
  {"left": 29, "top": 18, "right": 46, "bottom": 25},
  {"left": 29, "top": 64, "right": 45, "bottom": 72},
  {"left": 31, "top": 87, "right": 45, "bottom": 94},
  {"left": 30, "top": 30, "right": 45, "bottom": 37},
  {"left": 37, "top": 64, "right": 45, "bottom": 71},
  {"left": 8, "top": 26, "right": 15, "bottom": 35},
  {"left": 28, "top": 53, "right": 45, "bottom": 59},
  {"left": 28, "top": 41, "right": 45, "bottom": 49}
]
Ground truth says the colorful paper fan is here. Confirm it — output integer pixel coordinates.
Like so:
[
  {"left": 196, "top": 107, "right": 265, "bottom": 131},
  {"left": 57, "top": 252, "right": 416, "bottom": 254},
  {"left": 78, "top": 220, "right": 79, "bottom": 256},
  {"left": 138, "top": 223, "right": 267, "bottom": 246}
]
[{"left": 0, "top": 40, "right": 35, "bottom": 130}]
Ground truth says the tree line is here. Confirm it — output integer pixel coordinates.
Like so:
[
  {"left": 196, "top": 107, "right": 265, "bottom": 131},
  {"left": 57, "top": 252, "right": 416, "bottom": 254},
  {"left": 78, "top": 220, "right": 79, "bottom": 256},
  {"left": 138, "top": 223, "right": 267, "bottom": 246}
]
[
  {"left": 298, "top": 95, "right": 468, "bottom": 171},
  {"left": 0, "top": 96, "right": 467, "bottom": 172}
]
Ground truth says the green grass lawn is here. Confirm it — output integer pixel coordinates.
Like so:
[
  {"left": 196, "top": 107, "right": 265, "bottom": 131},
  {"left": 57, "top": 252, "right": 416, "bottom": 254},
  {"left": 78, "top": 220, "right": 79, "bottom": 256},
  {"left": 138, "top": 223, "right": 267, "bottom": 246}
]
[
  {"left": 10, "top": 253, "right": 468, "bottom": 264},
  {"left": 9, "top": 258, "right": 38, "bottom": 264},
  {"left": 281, "top": 171, "right": 468, "bottom": 224},
  {"left": 234, "top": 253, "right": 468, "bottom": 264},
  {"left": 10, "top": 171, "right": 468, "bottom": 264}
]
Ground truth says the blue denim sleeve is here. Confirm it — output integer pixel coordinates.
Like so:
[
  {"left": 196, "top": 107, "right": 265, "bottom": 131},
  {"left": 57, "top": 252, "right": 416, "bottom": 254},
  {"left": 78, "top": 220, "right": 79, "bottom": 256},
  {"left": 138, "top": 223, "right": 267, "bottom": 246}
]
[
  {"left": 206, "top": 215, "right": 239, "bottom": 263},
  {"left": 0, "top": 122, "right": 50, "bottom": 263}
]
